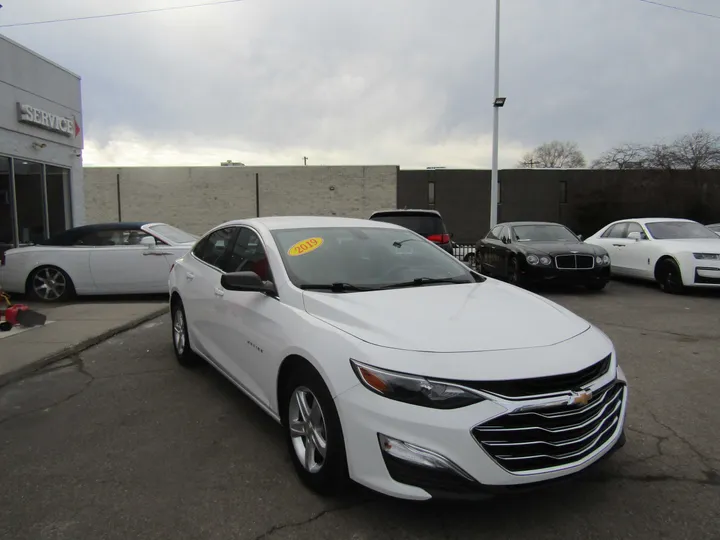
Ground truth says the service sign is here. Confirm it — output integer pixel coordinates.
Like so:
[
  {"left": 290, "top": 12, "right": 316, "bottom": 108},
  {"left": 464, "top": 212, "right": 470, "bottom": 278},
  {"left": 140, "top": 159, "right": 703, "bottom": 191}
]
[{"left": 16, "top": 103, "right": 79, "bottom": 138}]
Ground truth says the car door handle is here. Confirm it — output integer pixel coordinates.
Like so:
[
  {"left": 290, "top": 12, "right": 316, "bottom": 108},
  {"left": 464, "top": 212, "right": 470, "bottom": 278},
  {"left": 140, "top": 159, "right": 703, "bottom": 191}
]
[
  {"left": 143, "top": 251, "right": 170, "bottom": 256},
  {"left": 612, "top": 244, "right": 625, "bottom": 247},
  {"left": 186, "top": 272, "right": 194, "bottom": 281},
  {"left": 214, "top": 287, "right": 225, "bottom": 297}
]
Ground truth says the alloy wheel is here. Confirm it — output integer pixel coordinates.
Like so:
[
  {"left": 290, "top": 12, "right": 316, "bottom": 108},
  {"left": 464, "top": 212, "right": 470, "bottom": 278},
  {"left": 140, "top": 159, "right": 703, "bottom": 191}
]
[
  {"left": 173, "top": 308, "right": 186, "bottom": 355},
  {"left": 33, "top": 268, "right": 67, "bottom": 301},
  {"left": 288, "top": 386, "right": 328, "bottom": 473}
]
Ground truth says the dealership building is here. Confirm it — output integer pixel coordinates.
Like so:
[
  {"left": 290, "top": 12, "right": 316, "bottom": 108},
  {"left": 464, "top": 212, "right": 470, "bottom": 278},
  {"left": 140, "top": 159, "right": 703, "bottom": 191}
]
[{"left": 0, "top": 34, "right": 84, "bottom": 253}]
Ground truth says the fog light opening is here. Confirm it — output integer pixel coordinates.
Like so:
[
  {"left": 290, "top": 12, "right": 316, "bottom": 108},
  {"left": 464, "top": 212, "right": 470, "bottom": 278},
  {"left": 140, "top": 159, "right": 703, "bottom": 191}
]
[{"left": 378, "top": 434, "right": 474, "bottom": 481}]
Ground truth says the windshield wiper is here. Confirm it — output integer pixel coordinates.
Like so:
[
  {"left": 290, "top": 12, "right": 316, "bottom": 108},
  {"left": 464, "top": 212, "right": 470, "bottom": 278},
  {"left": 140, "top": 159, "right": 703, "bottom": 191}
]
[
  {"left": 380, "top": 277, "right": 471, "bottom": 290},
  {"left": 300, "top": 283, "right": 375, "bottom": 293}
]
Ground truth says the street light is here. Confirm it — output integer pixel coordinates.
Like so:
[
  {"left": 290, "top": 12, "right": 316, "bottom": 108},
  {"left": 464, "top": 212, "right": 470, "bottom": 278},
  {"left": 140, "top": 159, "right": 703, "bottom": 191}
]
[{"left": 489, "top": 0, "right": 502, "bottom": 228}]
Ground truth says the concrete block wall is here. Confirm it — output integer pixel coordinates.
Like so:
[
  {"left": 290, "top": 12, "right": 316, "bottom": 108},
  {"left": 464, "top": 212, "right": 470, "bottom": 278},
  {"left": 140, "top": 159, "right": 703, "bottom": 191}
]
[{"left": 84, "top": 165, "right": 398, "bottom": 235}]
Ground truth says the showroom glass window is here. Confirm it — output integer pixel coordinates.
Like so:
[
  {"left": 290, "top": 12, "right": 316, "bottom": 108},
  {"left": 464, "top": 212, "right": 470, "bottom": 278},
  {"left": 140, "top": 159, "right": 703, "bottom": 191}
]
[
  {"left": 0, "top": 156, "right": 73, "bottom": 247},
  {"left": 0, "top": 156, "right": 13, "bottom": 250}
]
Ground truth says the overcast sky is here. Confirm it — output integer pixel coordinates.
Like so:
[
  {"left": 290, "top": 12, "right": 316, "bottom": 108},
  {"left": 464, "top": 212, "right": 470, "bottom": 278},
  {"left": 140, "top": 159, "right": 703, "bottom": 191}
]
[{"left": 1, "top": 0, "right": 718, "bottom": 168}]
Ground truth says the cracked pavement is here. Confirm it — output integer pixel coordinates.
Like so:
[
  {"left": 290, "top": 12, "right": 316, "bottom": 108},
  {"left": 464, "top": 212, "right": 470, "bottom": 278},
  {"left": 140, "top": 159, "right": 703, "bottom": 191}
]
[{"left": 1, "top": 280, "right": 719, "bottom": 539}]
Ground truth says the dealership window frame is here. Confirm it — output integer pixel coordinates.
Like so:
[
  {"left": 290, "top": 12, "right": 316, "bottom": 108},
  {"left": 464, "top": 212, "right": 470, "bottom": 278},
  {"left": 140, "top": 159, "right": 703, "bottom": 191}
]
[{"left": 0, "top": 153, "right": 73, "bottom": 248}]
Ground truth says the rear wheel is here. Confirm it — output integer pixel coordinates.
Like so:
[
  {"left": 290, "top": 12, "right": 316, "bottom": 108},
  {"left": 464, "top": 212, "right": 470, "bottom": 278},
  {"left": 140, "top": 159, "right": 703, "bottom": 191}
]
[
  {"left": 281, "top": 364, "right": 349, "bottom": 495},
  {"left": 172, "top": 299, "right": 201, "bottom": 367},
  {"left": 657, "top": 259, "right": 685, "bottom": 294},
  {"left": 27, "top": 266, "right": 74, "bottom": 303}
]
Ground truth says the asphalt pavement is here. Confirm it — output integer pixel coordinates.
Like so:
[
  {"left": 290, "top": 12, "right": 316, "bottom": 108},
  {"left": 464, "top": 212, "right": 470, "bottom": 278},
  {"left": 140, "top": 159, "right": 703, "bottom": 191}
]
[{"left": 1, "top": 280, "right": 719, "bottom": 539}]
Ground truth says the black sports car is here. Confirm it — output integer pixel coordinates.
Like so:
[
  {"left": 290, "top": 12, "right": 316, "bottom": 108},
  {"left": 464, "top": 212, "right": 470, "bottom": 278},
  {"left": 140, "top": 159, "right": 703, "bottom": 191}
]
[{"left": 474, "top": 221, "right": 611, "bottom": 290}]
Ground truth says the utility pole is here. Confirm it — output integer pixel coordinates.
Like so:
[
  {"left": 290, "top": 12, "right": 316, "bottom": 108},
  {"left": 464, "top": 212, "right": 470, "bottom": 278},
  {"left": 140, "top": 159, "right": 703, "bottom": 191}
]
[{"left": 489, "top": 0, "right": 503, "bottom": 228}]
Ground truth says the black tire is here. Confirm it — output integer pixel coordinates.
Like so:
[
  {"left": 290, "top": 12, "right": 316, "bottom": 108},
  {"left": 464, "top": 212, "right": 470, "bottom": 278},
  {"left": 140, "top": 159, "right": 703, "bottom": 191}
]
[
  {"left": 586, "top": 280, "right": 608, "bottom": 291},
  {"left": 657, "top": 258, "right": 685, "bottom": 294},
  {"left": 507, "top": 257, "right": 524, "bottom": 287},
  {"left": 171, "top": 298, "right": 202, "bottom": 368},
  {"left": 26, "top": 266, "right": 75, "bottom": 303},
  {"left": 281, "top": 363, "right": 349, "bottom": 496}
]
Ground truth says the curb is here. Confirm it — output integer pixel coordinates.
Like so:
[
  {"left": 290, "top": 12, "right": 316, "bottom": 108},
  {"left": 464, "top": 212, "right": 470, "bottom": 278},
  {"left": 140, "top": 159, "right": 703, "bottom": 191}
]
[{"left": 0, "top": 306, "right": 170, "bottom": 387}]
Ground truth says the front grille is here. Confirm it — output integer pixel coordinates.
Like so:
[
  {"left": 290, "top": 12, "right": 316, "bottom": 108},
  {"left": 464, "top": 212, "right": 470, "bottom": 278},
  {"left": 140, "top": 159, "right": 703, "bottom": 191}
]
[
  {"left": 555, "top": 254, "right": 595, "bottom": 270},
  {"left": 472, "top": 382, "right": 626, "bottom": 473},
  {"left": 454, "top": 354, "right": 612, "bottom": 399}
]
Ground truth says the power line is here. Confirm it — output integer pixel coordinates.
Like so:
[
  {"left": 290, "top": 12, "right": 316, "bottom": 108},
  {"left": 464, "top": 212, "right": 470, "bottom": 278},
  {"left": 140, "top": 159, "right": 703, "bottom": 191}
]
[
  {"left": 636, "top": 0, "right": 720, "bottom": 20},
  {"left": 0, "top": 0, "right": 247, "bottom": 28}
]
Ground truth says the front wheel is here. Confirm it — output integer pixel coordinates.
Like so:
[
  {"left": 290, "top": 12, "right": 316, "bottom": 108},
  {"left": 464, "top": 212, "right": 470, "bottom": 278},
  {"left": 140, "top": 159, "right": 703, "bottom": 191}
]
[
  {"left": 282, "top": 364, "right": 349, "bottom": 496},
  {"left": 507, "top": 257, "right": 524, "bottom": 287},
  {"left": 657, "top": 259, "right": 685, "bottom": 294},
  {"left": 586, "top": 280, "right": 608, "bottom": 291},
  {"left": 171, "top": 299, "right": 202, "bottom": 368}
]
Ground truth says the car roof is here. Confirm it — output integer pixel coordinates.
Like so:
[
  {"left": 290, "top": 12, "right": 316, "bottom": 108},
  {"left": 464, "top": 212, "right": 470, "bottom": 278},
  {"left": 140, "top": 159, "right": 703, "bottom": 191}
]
[
  {"left": 217, "top": 215, "right": 406, "bottom": 231},
  {"left": 370, "top": 208, "right": 443, "bottom": 217},
  {"left": 610, "top": 217, "right": 696, "bottom": 226},
  {"left": 499, "top": 221, "right": 565, "bottom": 227},
  {"left": 68, "top": 222, "right": 151, "bottom": 232}
]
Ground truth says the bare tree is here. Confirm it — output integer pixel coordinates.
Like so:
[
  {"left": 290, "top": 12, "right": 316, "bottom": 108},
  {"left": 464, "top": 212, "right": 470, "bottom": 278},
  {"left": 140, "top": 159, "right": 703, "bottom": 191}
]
[
  {"left": 591, "top": 143, "right": 649, "bottom": 169},
  {"left": 517, "top": 141, "right": 587, "bottom": 169},
  {"left": 592, "top": 130, "right": 720, "bottom": 170}
]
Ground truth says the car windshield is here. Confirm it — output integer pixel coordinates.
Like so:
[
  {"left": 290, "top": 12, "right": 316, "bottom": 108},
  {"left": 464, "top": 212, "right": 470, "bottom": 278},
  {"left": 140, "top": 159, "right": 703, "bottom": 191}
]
[
  {"left": 369, "top": 213, "right": 445, "bottom": 237},
  {"left": 270, "top": 226, "right": 474, "bottom": 291},
  {"left": 645, "top": 221, "right": 719, "bottom": 240},
  {"left": 147, "top": 224, "right": 197, "bottom": 244},
  {"left": 512, "top": 224, "right": 578, "bottom": 242}
]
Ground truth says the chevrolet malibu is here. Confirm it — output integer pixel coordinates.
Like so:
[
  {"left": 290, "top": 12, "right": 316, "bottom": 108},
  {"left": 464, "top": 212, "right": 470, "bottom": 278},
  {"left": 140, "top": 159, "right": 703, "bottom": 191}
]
[{"left": 168, "top": 216, "right": 628, "bottom": 500}]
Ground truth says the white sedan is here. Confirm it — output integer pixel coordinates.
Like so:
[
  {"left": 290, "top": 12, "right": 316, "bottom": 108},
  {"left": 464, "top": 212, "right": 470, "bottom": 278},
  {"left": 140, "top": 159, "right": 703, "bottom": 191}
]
[
  {"left": 169, "top": 216, "right": 628, "bottom": 501},
  {"left": 0, "top": 222, "right": 196, "bottom": 302},
  {"left": 584, "top": 217, "right": 720, "bottom": 293}
]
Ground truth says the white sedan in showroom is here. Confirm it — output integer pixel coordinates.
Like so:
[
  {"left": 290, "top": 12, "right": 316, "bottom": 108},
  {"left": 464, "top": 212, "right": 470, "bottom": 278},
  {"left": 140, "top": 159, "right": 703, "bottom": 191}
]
[
  {"left": 584, "top": 217, "right": 720, "bottom": 293},
  {"left": 0, "top": 222, "right": 196, "bottom": 302},
  {"left": 168, "top": 216, "right": 628, "bottom": 501}
]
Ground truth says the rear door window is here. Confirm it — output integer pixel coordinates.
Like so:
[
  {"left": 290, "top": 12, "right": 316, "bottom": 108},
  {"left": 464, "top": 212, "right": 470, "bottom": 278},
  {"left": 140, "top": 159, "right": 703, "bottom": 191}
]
[{"left": 370, "top": 213, "right": 445, "bottom": 236}]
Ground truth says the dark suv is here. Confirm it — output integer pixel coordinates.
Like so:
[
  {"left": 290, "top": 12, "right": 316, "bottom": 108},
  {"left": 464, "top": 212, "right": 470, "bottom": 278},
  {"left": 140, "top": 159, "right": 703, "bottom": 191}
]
[{"left": 369, "top": 209, "right": 453, "bottom": 254}]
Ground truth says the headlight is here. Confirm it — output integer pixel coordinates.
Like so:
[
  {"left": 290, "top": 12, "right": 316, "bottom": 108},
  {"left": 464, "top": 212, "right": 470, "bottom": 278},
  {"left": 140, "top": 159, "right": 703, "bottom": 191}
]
[
  {"left": 595, "top": 256, "right": 603, "bottom": 265},
  {"left": 350, "top": 360, "right": 484, "bottom": 409},
  {"left": 602, "top": 254, "right": 610, "bottom": 265},
  {"left": 693, "top": 253, "right": 720, "bottom": 260},
  {"left": 527, "top": 254, "right": 550, "bottom": 266}
]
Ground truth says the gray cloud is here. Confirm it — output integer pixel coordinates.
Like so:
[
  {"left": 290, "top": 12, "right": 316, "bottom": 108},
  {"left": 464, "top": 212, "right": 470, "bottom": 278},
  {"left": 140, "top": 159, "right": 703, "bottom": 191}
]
[{"left": 2, "top": 0, "right": 719, "bottom": 166}]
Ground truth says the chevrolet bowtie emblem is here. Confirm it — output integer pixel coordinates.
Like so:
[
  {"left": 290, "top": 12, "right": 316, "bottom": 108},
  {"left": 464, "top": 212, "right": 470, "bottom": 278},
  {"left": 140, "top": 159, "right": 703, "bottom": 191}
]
[{"left": 568, "top": 389, "right": 592, "bottom": 406}]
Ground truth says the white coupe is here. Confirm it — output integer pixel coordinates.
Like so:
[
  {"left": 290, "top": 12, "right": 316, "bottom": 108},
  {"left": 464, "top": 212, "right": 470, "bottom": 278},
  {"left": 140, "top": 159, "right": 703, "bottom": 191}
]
[
  {"left": 584, "top": 217, "right": 720, "bottom": 293},
  {"left": 0, "top": 222, "right": 197, "bottom": 302},
  {"left": 169, "top": 215, "right": 628, "bottom": 501}
]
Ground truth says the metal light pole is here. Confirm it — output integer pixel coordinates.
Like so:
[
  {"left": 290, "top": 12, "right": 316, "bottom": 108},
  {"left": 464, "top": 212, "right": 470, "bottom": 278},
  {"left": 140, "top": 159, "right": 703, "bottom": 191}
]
[{"left": 489, "top": 0, "right": 502, "bottom": 228}]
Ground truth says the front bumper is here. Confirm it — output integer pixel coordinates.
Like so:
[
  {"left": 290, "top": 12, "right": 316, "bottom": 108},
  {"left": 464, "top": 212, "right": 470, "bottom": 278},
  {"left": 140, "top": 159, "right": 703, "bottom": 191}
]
[
  {"left": 691, "top": 264, "right": 720, "bottom": 286},
  {"left": 335, "top": 364, "right": 628, "bottom": 501},
  {"left": 521, "top": 262, "right": 611, "bottom": 284}
]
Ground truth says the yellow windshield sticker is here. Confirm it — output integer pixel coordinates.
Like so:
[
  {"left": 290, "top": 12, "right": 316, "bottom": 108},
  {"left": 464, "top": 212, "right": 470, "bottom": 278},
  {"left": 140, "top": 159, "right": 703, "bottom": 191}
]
[{"left": 288, "top": 237, "right": 324, "bottom": 256}]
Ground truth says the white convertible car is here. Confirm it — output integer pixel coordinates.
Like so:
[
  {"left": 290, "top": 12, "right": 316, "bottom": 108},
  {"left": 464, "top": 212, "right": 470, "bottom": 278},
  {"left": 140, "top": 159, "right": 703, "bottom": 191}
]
[
  {"left": 169, "top": 216, "right": 628, "bottom": 501},
  {"left": 0, "top": 222, "right": 197, "bottom": 302},
  {"left": 585, "top": 217, "right": 720, "bottom": 293}
]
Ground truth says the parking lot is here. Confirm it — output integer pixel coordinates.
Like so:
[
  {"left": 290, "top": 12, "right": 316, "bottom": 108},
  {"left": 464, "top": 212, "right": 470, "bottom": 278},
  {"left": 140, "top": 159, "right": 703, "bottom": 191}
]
[{"left": 1, "top": 279, "right": 719, "bottom": 540}]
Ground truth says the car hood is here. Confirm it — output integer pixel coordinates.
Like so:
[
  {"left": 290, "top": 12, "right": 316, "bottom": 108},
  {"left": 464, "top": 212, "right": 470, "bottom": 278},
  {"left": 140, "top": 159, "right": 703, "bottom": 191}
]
[
  {"left": 517, "top": 241, "right": 603, "bottom": 256},
  {"left": 651, "top": 238, "right": 720, "bottom": 252},
  {"left": 302, "top": 279, "right": 590, "bottom": 353}
]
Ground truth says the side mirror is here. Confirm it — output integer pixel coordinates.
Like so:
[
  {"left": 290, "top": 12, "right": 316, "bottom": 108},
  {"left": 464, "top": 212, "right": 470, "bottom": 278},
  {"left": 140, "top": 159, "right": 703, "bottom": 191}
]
[
  {"left": 501, "top": 236, "right": 510, "bottom": 244},
  {"left": 577, "top": 234, "right": 584, "bottom": 241},
  {"left": 627, "top": 232, "right": 643, "bottom": 241},
  {"left": 140, "top": 236, "right": 157, "bottom": 246},
  {"left": 221, "top": 271, "right": 277, "bottom": 295}
]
